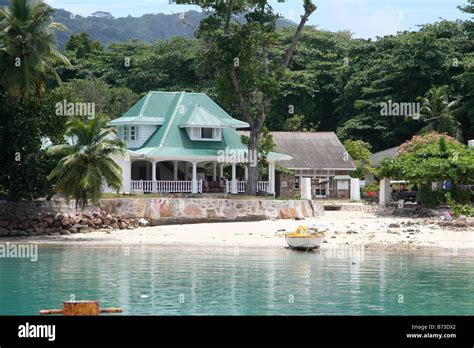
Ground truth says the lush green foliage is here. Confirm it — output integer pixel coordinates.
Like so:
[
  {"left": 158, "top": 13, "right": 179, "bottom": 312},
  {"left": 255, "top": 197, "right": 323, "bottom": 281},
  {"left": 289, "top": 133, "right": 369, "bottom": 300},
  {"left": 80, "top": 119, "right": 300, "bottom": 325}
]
[
  {"left": 379, "top": 133, "right": 474, "bottom": 206},
  {"left": 0, "top": 0, "right": 69, "bottom": 200},
  {"left": 46, "top": 8, "right": 295, "bottom": 50},
  {"left": 50, "top": 12, "right": 474, "bottom": 152},
  {"left": 47, "top": 117, "right": 125, "bottom": 209},
  {"left": 52, "top": 79, "right": 138, "bottom": 120},
  {"left": 343, "top": 140, "right": 373, "bottom": 179},
  {"left": 416, "top": 86, "right": 460, "bottom": 138},
  {"left": 1, "top": 0, "right": 473, "bottom": 202},
  {"left": 65, "top": 32, "right": 103, "bottom": 59},
  {"left": 361, "top": 181, "right": 380, "bottom": 193},
  {"left": 446, "top": 192, "right": 474, "bottom": 217},
  {"left": 0, "top": 0, "right": 70, "bottom": 101},
  {"left": 191, "top": 0, "right": 316, "bottom": 194},
  {"left": 0, "top": 89, "right": 67, "bottom": 200}
]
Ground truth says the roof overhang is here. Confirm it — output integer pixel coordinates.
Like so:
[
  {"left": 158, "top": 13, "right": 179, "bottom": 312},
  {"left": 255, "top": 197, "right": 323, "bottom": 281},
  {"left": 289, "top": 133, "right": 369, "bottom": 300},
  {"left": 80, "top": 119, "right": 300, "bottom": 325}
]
[
  {"left": 179, "top": 124, "right": 230, "bottom": 129},
  {"left": 108, "top": 118, "right": 164, "bottom": 126}
]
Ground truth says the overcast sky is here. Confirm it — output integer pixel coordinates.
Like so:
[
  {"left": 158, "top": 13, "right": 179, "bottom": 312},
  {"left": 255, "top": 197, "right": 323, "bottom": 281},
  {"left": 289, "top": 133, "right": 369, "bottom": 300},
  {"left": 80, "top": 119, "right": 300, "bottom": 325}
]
[{"left": 44, "top": 0, "right": 471, "bottom": 39}]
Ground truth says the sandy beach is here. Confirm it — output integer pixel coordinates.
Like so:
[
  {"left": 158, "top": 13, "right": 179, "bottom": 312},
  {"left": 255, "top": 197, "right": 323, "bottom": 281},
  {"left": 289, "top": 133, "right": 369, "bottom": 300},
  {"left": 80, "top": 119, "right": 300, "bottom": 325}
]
[{"left": 6, "top": 210, "right": 473, "bottom": 251}]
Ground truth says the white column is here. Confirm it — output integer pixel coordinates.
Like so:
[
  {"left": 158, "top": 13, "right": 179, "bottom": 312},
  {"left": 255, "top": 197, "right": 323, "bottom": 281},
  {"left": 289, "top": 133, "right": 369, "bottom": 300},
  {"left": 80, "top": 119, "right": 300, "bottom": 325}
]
[
  {"left": 212, "top": 162, "right": 217, "bottom": 181},
  {"left": 151, "top": 161, "right": 156, "bottom": 181},
  {"left": 219, "top": 164, "right": 224, "bottom": 180},
  {"left": 191, "top": 162, "right": 198, "bottom": 194},
  {"left": 231, "top": 163, "right": 237, "bottom": 194},
  {"left": 379, "top": 177, "right": 392, "bottom": 205},
  {"left": 151, "top": 161, "right": 157, "bottom": 193},
  {"left": 269, "top": 162, "right": 275, "bottom": 195},
  {"left": 350, "top": 178, "right": 361, "bottom": 201},
  {"left": 300, "top": 177, "right": 312, "bottom": 200},
  {"left": 174, "top": 161, "right": 178, "bottom": 181},
  {"left": 244, "top": 165, "right": 248, "bottom": 181}
]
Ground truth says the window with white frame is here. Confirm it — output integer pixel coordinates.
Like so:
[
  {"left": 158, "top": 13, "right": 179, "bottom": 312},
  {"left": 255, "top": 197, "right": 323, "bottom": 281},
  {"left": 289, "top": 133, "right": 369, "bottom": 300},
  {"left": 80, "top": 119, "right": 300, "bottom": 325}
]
[
  {"left": 188, "top": 127, "right": 221, "bottom": 141},
  {"left": 122, "top": 126, "right": 138, "bottom": 141},
  {"left": 122, "top": 126, "right": 128, "bottom": 140},
  {"left": 129, "top": 126, "right": 137, "bottom": 141}
]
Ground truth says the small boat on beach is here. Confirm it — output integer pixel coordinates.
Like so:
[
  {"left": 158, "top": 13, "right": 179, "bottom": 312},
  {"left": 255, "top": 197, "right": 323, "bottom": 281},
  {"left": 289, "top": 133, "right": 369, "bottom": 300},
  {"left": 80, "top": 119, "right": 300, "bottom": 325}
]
[{"left": 285, "top": 226, "right": 325, "bottom": 251}]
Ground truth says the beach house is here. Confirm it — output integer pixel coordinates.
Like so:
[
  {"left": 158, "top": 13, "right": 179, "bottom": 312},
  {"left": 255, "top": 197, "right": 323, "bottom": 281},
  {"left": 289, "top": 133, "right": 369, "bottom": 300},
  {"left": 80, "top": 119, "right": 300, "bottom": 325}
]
[
  {"left": 270, "top": 132, "right": 357, "bottom": 199},
  {"left": 107, "top": 91, "right": 291, "bottom": 195}
]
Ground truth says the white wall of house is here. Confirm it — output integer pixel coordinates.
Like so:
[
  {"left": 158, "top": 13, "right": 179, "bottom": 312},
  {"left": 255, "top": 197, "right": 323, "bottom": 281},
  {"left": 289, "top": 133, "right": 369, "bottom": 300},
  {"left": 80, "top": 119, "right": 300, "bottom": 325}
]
[
  {"left": 104, "top": 153, "right": 131, "bottom": 193},
  {"left": 119, "top": 125, "right": 158, "bottom": 148}
]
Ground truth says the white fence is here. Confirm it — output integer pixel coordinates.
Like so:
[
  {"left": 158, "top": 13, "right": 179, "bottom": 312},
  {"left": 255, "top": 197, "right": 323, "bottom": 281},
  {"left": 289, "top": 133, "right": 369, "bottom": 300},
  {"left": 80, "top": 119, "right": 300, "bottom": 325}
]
[
  {"left": 131, "top": 180, "right": 269, "bottom": 194},
  {"left": 225, "top": 181, "right": 270, "bottom": 194},
  {"left": 131, "top": 180, "right": 202, "bottom": 193}
]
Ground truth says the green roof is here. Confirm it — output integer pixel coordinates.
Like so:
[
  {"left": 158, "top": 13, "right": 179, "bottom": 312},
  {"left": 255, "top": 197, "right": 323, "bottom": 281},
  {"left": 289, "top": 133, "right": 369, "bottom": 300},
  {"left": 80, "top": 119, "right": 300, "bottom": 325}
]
[
  {"left": 108, "top": 91, "right": 249, "bottom": 128},
  {"left": 112, "top": 91, "right": 290, "bottom": 161},
  {"left": 108, "top": 92, "right": 166, "bottom": 126}
]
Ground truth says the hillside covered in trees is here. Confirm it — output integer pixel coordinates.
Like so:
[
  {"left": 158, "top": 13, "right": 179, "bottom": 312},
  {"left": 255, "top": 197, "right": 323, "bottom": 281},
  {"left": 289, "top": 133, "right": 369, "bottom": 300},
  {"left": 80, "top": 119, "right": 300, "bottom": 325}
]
[
  {"left": 1, "top": 0, "right": 473, "bottom": 154},
  {"left": 0, "top": 0, "right": 295, "bottom": 49},
  {"left": 58, "top": 19, "right": 473, "bottom": 151},
  {"left": 0, "top": 0, "right": 472, "bottom": 202}
]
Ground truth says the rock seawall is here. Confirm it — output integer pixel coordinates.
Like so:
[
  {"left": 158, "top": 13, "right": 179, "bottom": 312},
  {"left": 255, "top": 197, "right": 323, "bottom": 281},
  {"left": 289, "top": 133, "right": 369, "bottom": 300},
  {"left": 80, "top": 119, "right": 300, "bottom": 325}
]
[{"left": 0, "top": 198, "right": 324, "bottom": 236}]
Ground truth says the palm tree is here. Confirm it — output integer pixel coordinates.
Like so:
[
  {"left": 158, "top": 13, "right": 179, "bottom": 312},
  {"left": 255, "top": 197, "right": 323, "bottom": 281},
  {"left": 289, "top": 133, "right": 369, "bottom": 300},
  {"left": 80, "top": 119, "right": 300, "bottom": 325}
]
[
  {"left": 417, "top": 86, "right": 461, "bottom": 139},
  {"left": 0, "top": 0, "right": 70, "bottom": 101},
  {"left": 47, "top": 117, "right": 125, "bottom": 210}
]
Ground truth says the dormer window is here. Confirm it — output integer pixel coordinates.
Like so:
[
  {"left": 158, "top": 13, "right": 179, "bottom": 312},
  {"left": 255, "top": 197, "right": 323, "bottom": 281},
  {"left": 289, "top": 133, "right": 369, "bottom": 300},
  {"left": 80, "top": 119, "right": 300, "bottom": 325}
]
[{"left": 186, "top": 127, "right": 222, "bottom": 141}]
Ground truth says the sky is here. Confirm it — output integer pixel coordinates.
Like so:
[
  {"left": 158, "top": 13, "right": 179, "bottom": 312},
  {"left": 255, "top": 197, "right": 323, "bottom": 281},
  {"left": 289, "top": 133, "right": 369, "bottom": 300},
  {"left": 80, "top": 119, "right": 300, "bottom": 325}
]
[{"left": 44, "top": 0, "right": 471, "bottom": 39}]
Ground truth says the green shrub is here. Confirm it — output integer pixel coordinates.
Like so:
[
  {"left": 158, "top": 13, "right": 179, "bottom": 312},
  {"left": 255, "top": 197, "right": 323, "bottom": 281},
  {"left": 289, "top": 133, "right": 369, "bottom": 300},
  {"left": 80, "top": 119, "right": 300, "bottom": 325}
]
[
  {"left": 419, "top": 185, "right": 445, "bottom": 208},
  {"left": 445, "top": 192, "right": 474, "bottom": 217},
  {"left": 362, "top": 181, "right": 380, "bottom": 193}
]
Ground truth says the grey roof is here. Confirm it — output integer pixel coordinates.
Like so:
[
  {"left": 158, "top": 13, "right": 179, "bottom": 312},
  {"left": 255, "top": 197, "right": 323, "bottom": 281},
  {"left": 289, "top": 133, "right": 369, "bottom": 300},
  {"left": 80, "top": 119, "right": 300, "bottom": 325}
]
[
  {"left": 270, "top": 132, "right": 356, "bottom": 171},
  {"left": 371, "top": 146, "right": 400, "bottom": 167}
]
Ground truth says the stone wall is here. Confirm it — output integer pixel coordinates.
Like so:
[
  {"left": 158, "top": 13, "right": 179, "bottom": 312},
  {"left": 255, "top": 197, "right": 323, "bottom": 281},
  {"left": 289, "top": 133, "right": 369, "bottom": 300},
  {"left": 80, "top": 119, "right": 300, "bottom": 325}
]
[
  {"left": 99, "top": 197, "right": 324, "bottom": 225},
  {"left": 0, "top": 198, "right": 325, "bottom": 236}
]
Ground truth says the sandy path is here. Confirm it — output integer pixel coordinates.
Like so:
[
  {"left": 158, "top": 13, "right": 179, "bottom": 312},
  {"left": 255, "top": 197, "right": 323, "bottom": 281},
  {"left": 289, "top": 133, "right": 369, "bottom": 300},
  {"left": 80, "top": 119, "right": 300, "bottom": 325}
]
[{"left": 5, "top": 211, "right": 473, "bottom": 251}]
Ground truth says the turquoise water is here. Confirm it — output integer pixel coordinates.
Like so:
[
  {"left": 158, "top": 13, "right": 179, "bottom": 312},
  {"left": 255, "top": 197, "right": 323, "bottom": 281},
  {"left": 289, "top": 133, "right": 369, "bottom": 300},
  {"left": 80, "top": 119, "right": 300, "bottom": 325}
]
[{"left": 0, "top": 245, "right": 473, "bottom": 315}]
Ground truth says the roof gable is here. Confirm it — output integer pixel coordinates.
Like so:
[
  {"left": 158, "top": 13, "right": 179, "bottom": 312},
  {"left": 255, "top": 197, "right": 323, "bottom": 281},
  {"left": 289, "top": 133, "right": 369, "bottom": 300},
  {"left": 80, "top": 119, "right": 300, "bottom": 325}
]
[{"left": 179, "top": 104, "right": 230, "bottom": 128}]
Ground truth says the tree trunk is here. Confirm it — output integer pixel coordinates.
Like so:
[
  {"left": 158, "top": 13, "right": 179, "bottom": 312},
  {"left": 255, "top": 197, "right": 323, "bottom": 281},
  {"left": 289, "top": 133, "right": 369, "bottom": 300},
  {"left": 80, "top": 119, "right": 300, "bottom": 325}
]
[{"left": 246, "top": 128, "right": 261, "bottom": 195}]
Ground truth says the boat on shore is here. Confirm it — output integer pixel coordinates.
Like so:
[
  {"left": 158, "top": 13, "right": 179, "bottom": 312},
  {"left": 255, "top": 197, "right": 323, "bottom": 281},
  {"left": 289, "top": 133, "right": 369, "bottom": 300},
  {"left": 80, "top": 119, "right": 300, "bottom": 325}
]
[{"left": 285, "top": 226, "right": 325, "bottom": 251}]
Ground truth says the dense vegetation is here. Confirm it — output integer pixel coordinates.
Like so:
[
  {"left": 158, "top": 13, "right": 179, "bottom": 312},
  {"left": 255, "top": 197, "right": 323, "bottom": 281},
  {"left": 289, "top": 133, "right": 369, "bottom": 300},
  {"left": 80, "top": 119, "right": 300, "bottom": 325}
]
[
  {"left": 53, "top": 14, "right": 474, "bottom": 152},
  {"left": 379, "top": 133, "right": 474, "bottom": 206},
  {"left": 0, "top": 0, "right": 473, "bottom": 201}
]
